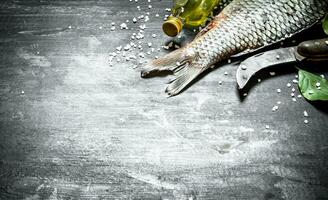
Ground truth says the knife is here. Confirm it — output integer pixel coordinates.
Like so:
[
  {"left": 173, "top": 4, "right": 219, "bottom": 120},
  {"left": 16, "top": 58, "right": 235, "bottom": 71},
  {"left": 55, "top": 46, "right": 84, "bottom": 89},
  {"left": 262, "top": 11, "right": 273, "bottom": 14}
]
[{"left": 236, "top": 38, "right": 328, "bottom": 89}]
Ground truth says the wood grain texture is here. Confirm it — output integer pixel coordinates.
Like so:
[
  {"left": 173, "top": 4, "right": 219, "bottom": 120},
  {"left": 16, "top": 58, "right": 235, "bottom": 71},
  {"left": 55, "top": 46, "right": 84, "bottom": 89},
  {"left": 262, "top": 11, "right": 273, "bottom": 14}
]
[{"left": 0, "top": 0, "right": 327, "bottom": 199}]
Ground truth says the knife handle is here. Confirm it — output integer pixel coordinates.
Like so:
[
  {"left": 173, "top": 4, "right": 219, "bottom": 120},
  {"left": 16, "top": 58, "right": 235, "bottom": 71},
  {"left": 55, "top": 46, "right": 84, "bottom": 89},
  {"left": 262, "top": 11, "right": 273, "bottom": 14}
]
[{"left": 296, "top": 38, "right": 328, "bottom": 62}]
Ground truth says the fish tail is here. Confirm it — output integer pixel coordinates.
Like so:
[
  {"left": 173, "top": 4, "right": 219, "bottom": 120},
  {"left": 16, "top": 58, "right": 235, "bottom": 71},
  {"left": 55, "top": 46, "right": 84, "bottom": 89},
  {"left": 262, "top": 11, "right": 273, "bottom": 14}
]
[
  {"left": 165, "top": 62, "right": 204, "bottom": 96},
  {"left": 141, "top": 48, "right": 205, "bottom": 96}
]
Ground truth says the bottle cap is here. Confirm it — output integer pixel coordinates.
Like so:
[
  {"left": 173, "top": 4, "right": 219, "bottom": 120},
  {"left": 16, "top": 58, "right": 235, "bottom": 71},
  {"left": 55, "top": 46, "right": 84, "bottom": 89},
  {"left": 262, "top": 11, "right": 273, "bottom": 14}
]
[{"left": 162, "top": 16, "right": 183, "bottom": 37}]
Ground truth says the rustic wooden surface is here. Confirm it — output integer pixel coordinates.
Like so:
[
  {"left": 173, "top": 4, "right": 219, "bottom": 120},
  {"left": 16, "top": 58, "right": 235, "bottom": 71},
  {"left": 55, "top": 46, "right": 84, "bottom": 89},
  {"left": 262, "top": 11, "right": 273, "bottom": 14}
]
[{"left": 0, "top": 1, "right": 328, "bottom": 199}]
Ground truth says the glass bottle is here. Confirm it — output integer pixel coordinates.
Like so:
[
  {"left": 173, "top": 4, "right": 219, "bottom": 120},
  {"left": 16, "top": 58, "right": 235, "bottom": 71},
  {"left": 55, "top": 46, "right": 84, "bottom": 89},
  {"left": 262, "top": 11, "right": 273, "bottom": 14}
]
[{"left": 163, "top": 0, "right": 222, "bottom": 37}]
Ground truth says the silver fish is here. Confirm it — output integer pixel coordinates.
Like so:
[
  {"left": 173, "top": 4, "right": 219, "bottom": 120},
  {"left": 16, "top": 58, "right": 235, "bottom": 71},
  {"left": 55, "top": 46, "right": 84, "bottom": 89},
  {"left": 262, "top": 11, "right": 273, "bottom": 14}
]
[{"left": 141, "top": 0, "right": 328, "bottom": 96}]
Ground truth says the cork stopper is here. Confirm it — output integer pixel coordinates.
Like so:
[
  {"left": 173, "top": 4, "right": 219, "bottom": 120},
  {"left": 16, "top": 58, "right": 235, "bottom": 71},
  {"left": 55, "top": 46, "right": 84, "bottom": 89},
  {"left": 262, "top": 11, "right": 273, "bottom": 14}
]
[{"left": 162, "top": 16, "right": 183, "bottom": 37}]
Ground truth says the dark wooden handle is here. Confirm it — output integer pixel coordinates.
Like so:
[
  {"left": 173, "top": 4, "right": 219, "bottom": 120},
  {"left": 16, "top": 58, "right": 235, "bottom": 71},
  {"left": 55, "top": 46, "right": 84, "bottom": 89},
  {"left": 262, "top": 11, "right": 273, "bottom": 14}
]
[{"left": 296, "top": 38, "right": 328, "bottom": 61}]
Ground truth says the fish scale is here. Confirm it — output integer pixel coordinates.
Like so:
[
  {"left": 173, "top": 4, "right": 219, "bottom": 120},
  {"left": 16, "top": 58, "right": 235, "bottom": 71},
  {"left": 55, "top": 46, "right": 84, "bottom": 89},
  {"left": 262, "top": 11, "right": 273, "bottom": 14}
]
[{"left": 141, "top": 0, "right": 328, "bottom": 96}]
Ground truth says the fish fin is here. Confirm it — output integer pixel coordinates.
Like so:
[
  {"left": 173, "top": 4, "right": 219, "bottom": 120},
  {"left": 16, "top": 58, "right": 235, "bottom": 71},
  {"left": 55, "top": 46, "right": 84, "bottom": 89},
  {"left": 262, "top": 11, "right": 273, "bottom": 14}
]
[
  {"left": 141, "top": 48, "right": 189, "bottom": 77},
  {"left": 141, "top": 47, "right": 206, "bottom": 96},
  {"left": 165, "top": 62, "right": 204, "bottom": 97}
]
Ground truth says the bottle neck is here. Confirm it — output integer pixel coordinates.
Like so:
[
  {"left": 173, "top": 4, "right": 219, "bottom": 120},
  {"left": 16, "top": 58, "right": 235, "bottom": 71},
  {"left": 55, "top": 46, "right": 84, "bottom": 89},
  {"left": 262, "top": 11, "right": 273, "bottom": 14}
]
[{"left": 162, "top": 16, "right": 184, "bottom": 37}]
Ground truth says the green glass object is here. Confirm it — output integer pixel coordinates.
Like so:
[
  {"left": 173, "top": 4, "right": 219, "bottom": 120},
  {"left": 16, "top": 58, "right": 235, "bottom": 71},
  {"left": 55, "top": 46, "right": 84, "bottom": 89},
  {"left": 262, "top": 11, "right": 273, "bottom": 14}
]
[{"left": 163, "top": 0, "right": 221, "bottom": 37}]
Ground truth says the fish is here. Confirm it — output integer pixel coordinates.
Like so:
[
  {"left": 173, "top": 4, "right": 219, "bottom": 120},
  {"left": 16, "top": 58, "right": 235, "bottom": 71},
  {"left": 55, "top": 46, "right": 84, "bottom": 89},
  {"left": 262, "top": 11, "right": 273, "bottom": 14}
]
[{"left": 141, "top": 0, "right": 328, "bottom": 96}]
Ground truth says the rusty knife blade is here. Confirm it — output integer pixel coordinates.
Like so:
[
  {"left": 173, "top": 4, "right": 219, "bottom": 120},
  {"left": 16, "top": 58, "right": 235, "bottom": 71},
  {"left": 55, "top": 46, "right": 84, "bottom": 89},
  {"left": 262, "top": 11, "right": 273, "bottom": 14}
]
[{"left": 236, "top": 47, "right": 297, "bottom": 89}]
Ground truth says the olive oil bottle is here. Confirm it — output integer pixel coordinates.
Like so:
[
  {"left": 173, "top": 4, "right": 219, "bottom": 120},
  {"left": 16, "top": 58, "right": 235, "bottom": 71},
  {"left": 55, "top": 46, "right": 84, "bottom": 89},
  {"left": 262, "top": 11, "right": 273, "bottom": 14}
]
[{"left": 163, "top": 0, "right": 228, "bottom": 37}]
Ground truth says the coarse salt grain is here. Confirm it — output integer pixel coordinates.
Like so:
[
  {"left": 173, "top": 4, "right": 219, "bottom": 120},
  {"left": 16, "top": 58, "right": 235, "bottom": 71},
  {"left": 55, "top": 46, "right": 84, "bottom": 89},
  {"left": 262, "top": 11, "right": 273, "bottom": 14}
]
[
  {"left": 241, "top": 65, "right": 247, "bottom": 70},
  {"left": 120, "top": 23, "right": 128, "bottom": 29},
  {"left": 272, "top": 105, "right": 279, "bottom": 112},
  {"left": 116, "top": 46, "right": 122, "bottom": 51},
  {"left": 124, "top": 44, "right": 131, "bottom": 51}
]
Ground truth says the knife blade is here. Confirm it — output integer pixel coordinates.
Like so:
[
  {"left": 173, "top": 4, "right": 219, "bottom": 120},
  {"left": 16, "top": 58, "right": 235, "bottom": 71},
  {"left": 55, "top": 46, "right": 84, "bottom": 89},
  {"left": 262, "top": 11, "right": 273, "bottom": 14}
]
[
  {"left": 236, "top": 38, "right": 328, "bottom": 90},
  {"left": 236, "top": 47, "right": 297, "bottom": 89}
]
